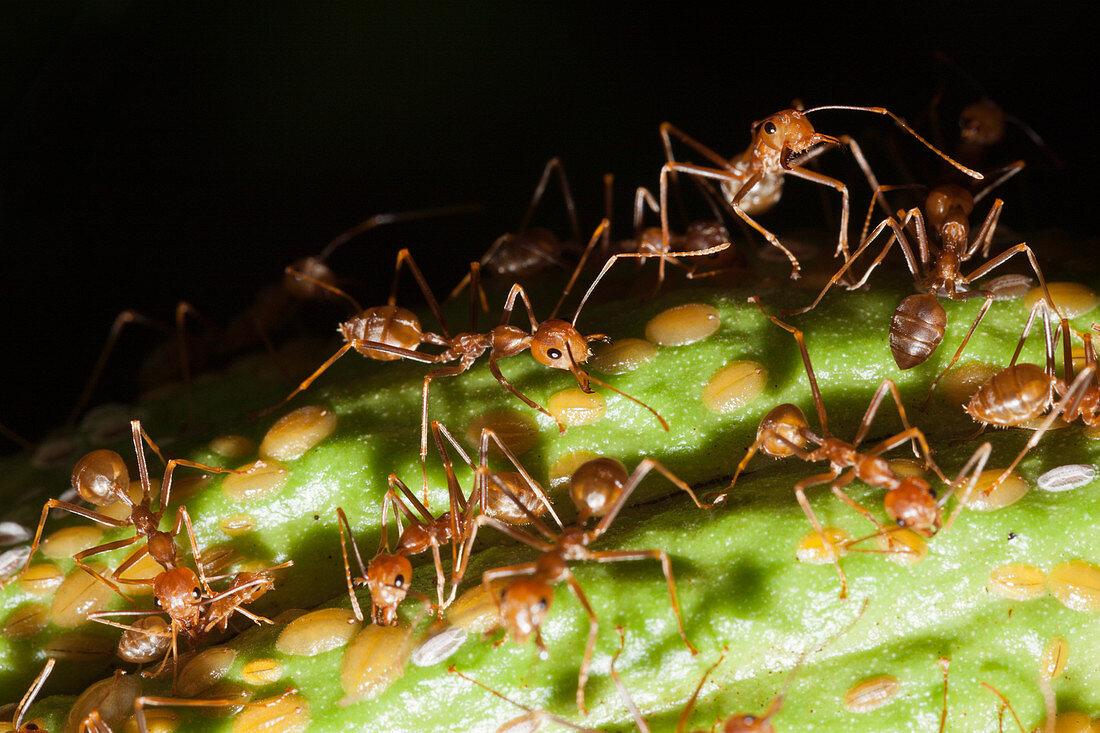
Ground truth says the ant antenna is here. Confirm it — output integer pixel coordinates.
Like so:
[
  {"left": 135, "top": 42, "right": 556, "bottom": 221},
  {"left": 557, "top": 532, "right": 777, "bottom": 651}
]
[{"left": 802, "top": 105, "right": 985, "bottom": 180}]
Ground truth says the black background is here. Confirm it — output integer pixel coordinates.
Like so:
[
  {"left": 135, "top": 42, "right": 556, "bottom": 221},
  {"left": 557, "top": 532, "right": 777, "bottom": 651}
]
[{"left": 1, "top": 2, "right": 1093, "bottom": 444}]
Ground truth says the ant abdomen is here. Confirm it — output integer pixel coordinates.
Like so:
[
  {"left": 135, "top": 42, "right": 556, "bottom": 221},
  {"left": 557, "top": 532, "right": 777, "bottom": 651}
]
[
  {"left": 71, "top": 449, "right": 130, "bottom": 506},
  {"left": 965, "top": 362, "right": 1052, "bottom": 426},
  {"left": 340, "top": 305, "right": 425, "bottom": 361},
  {"left": 889, "top": 294, "right": 947, "bottom": 369}
]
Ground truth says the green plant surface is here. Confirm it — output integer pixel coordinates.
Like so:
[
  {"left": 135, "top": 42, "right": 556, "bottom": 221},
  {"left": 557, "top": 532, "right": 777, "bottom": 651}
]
[{"left": 2, "top": 270, "right": 1099, "bottom": 732}]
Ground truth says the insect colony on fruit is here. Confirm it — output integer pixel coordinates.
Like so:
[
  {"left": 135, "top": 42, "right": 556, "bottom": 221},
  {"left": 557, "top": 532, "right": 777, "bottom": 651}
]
[{"left": 0, "top": 90, "right": 1098, "bottom": 733}]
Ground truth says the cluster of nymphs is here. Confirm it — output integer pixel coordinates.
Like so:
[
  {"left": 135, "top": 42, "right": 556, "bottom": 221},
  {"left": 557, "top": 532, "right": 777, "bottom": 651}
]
[{"left": 3, "top": 91, "right": 1099, "bottom": 733}]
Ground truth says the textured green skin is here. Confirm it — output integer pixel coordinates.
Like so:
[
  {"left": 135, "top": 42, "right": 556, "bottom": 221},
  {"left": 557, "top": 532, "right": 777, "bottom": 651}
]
[{"left": 2, "top": 272, "right": 1099, "bottom": 732}]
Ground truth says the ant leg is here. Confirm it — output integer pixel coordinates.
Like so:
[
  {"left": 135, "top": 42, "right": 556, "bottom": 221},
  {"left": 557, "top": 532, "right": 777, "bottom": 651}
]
[
  {"left": 852, "top": 378, "right": 932, "bottom": 462},
  {"left": 283, "top": 266, "right": 363, "bottom": 313},
  {"left": 709, "top": 434, "right": 764, "bottom": 505},
  {"left": 4, "top": 498, "right": 131, "bottom": 586},
  {"left": 420, "top": 363, "right": 472, "bottom": 493},
  {"left": 158, "top": 457, "right": 239, "bottom": 512},
  {"left": 390, "top": 248, "right": 452, "bottom": 339},
  {"left": 251, "top": 343, "right": 354, "bottom": 419},
  {"left": 592, "top": 458, "right": 705, "bottom": 539},
  {"left": 0, "top": 421, "right": 34, "bottom": 451},
  {"left": 963, "top": 243, "right": 1056, "bottom": 315},
  {"left": 973, "top": 162, "right": 1026, "bottom": 207},
  {"left": 586, "top": 374, "right": 670, "bottom": 431},
  {"left": 661, "top": 162, "right": 803, "bottom": 279},
  {"left": 827, "top": 471, "right": 890, "bottom": 536},
  {"left": 942, "top": 442, "right": 994, "bottom": 531},
  {"left": 749, "top": 296, "right": 829, "bottom": 437},
  {"left": 673, "top": 650, "right": 727, "bottom": 733},
  {"left": 175, "top": 506, "right": 211, "bottom": 593},
  {"left": 551, "top": 220, "right": 609, "bottom": 320},
  {"left": 783, "top": 164, "right": 853, "bottom": 261},
  {"left": 589, "top": 548, "right": 697, "bottom": 655},
  {"left": 564, "top": 573, "right": 601, "bottom": 714},
  {"left": 111, "top": 545, "right": 152, "bottom": 583},
  {"left": 518, "top": 157, "right": 582, "bottom": 244},
  {"left": 793, "top": 470, "right": 848, "bottom": 598},
  {"left": 921, "top": 291, "right": 996, "bottom": 409},
  {"left": 499, "top": 282, "right": 541, "bottom": 331},
  {"left": 485, "top": 357, "right": 562, "bottom": 432},
  {"left": 73, "top": 537, "right": 144, "bottom": 604},
  {"left": 608, "top": 629, "right": 652, "bottom": 733},
  {"left": 964, "top": 199, "right": 1005, "bottom": 259},
  {"left": 65, "top": 310, "right": 169, "bottom": 429},
  {"left": 784, "top": 212, "right": 917, "bottom": 317},
  {"left": 317, "top": 205, "right": 482, "bottom": 261},
  {"left": 134, "top": 690, "right": 303, "bottom": 733},
  {"left": 336, "top": 508, "right": 368, "bottom": 622},
  {"left": 388, "top": 475, "right": 437, "bottom": 526},
  {"left": 448, "top": 668, "right": 603, "bottom": 733},
  {"left": 476, "top": 426, "right": 563, "bottom": 530}
]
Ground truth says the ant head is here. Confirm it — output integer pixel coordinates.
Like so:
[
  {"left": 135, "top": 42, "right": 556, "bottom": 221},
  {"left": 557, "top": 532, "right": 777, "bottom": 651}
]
[
  {"left": 499, "top": 577, "right": 553, "bottom": 643},
  {"left": 154, "top": 567, "right": 204, "bottom": 627},
  {"left": 71, "top": 449, "right": 130, "bottom": 506},
  {"left": 959, "top": 99, "right": 1006, "bottom": 147},
  {"left": 752, "top": 109, "right": 834, "bottom": 156},
  {"left": 530, "top": 319, "right": 593, "bottom": 387},
  {"left": 723, "top": 714, "right": 776, "bottom": 733},
  {"left": 366, "top": 553, "right": 413, "bottom": 626},
  {"left": 924, "top": 184, "right": 974, "bottom": 232},
  {"left": 283, "top": 256, "right": 338, "bottom": 300},
  {"left": 758, "top": 404, "right": 810, "bottom": 458},
  {"left": 569, "top": 457, "right": 629, "bottom": 524},
  {"left": 884, "top": 477, "right": 941, "bottom": 537}
]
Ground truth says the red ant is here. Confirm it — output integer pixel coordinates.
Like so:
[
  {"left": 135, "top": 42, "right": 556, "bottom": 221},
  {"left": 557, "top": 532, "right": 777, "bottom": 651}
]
[
  {"left": 956, "top": 301, "right": 1099, "bottom": 500},
  {"left": 263, "top": 219, "right": 728, "bottom": 481},
  {"left": 337, "top": 421, "right": 560, "bottom": 625},
  {"left": 785, "top": 181, "right": 1058, "bottom": 407},
  {"left": 461, "top": 454, "right": 706, "bottom": 713},
  {"left": 600, "top": 172, "right": 745, "bottom": 295},
  {"left": 448, "top": 157, "right": 582, "bottom": 301},
  {"left": 6, "top": 421, "right": 236, "bottom": 598},
  {"left": 711, "top": 298, "right": 997, "bottom": 595},
  {"left": 658, "top": 105, "right": 982, "bottom": 279}
]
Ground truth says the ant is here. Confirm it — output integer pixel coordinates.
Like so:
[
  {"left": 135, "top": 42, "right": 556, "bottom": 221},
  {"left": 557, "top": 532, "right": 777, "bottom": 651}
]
[
  {"left": 264, "top": 219, "right": 728, "bottom": 480},
  {"left": 601, "top": 173, "right": 745, "bottom": 295},
  {"left": 448, "top": 157, "right": 582, "bottom": 301},
  {"left": 461, "top": 454, "right": 706, "bottom": 713},
  {"left": 338, "top": 421, "right": 560, "bottom": 625},
  {"left": 658, "top": 105, "right": 983, "bottom": 279},
  {"left": 710, "top": 298, "right": 996, "bottom": 596},
  {"left": 6, "top": 420, "right": 236, "bottom": 598},
  {"left": 958, "top": 301, "right": 1099, "bottom": 498},
  {"left": 1, "top": 659, "right": 54, "bottom": 732},
  {"left": 785, "top": 180, "right": 1058, "bottom": 406}
]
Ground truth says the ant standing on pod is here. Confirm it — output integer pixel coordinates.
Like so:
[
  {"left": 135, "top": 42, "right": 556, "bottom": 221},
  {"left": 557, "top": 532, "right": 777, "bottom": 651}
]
[{"left": 658, "top": 105, "right": 984, "bottom": 278}]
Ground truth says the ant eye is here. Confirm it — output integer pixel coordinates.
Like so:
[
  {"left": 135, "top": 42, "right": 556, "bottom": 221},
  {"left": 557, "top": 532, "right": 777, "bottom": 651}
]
[
  {"left": 928, "top": 487, "right": 937, "bottom": 499},
  {"left": 764, "top": 121, "right": 777, "bottom": 135},
  {"left": 743, "top": 716, "right": 756, "bottom": 724},
  {"left": 547, "top": 348, "right": 562, "bottom": 360},
  {"left": 535, "top": 597, "right": 548, "bottom": 612},
  {"left": 896, "top": 518, "right": 908, "bottom": 528},
  {"left": 394, "top": 574, "right": 405, "bottom": 588},
  {"left": 192, "top": 587, "right": 202, "bottom": 600},
  {"left": 154, "top": 597, "right": 163, "bottom": 609}
]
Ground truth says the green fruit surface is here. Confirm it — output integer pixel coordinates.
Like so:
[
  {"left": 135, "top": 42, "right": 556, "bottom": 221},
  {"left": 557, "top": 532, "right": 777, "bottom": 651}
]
[{"left": 1, "top": 266, "right": 1099, "bottom": 732}]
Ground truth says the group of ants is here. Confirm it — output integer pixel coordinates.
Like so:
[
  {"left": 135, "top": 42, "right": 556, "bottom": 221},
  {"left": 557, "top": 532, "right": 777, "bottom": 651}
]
[{"left": 3, "top": 85, "right": 1097, "bottom": 733}]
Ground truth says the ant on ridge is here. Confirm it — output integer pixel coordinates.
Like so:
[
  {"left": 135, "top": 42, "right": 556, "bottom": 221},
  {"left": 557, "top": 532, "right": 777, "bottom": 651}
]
[
  {"left": 261, "top": 219, "right": 729, "bottom": 483},
  {"left": 711, "top": 298, "right": 994, "bottom": 596},
  {"left": 658, "top": 104, "right": 983, "bottom": 279}
]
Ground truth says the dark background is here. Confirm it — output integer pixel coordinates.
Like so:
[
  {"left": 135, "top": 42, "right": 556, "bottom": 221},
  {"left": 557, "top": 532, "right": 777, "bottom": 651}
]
[{"left": 1, "top": 2, "right": 1092, "bottom": 444}]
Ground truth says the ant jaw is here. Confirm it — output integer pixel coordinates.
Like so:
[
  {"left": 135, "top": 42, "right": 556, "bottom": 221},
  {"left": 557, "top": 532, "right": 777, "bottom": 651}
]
[
  {"left": 585, "top": 333, "right": 612, "bottom": 345},
  {"left": 569, "top": 363, "right": 593, "bottom": 393}
]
